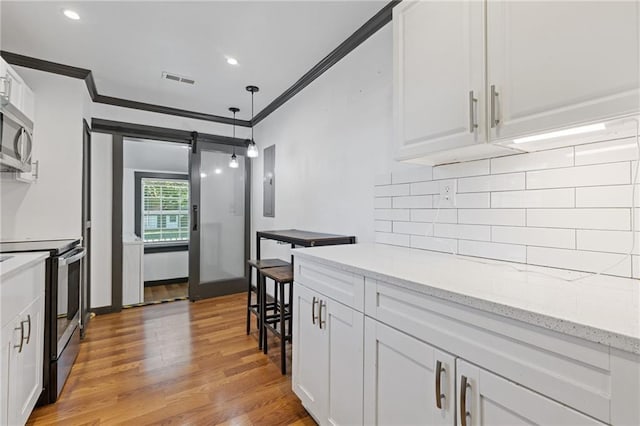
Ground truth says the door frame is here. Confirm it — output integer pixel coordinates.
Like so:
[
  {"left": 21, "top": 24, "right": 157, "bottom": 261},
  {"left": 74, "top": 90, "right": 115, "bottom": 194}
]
[
  {"left": 188, "top": 134, "right": 252, "bottom": 301},
  {"left": 81, "top": 119, "right": 92, "bottom": 333},
  {"left": 90, "top": 119, "right": 249, "bottom": 312}
]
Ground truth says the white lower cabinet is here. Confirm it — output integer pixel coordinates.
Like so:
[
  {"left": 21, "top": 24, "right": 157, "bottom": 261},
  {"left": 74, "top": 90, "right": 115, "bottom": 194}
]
[
  {"left": 292, "top": 256, "right": 639, "bottom": 426},
  {"left": 0, "top": 259, "right": 46, "bottom": 426},
  {"left": 292, "top": 282, "right": 364, "bottom": 426},
  {"left": 456, "top": 359, "right": 604, "bottom": 426},
  {"left": 364, "top": 318, "right": 455, "bottom": 426},
  {"left": 8, "top": 295, "right": 44, "bottom": 426}
]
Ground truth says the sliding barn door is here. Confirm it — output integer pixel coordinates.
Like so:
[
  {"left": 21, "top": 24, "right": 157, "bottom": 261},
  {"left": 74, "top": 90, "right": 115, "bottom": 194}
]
[{"left": 188, "top": 139, "right": 250, "bottom": 300}]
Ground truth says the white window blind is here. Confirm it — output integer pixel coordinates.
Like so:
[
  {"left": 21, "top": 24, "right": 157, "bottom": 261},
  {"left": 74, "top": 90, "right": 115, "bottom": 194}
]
[{"left": 142, "top": 178, "right": 190, "bottom": 243}]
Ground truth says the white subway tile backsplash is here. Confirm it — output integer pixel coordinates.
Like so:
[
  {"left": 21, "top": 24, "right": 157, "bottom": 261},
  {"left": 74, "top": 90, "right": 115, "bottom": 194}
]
[
  {"left": 527, "top": 247, "right": 632, "bottom": 277},
  {"left": 374, "top": 197, "right": 392, "bottom": 209},
  {"left": 410, "top": 209, "right": 458, "bottom": 224},
  {"left": 375, "top": 172, "right": 392, "bottom": 186},
  {"left": 410, "top": 181, "right": 440, "bottom": 195},
  {"left": 374, "top": 140, "right": 638, "bottom": 278},
  {"left": 458, "top": 209, "right": 526, "bottom": 226},
  {"left": 375, "top": 220, "right": 392, "bottom": 233},
  {"left": 458, "top": 173, "right": 525, "bottom": 193},
  {"left": 491, "top": 147, "right": 573, "bottom": 174},
  {"left": 375, "top": 232, "right": 411, "bottom": 247},
  {"left": 442, "top": 193, "right": 490, "bottom": 209},
  {"left": 577, "top": 230, "right": 639, "bottom": 255},
  {"left": 458, "top": 240, "right": 526, "bottom": 263},
  {"left": 434, "top": 224, "right": 491, "bottom": 241},
  {"left": 526, "top": 162, "right": 630, "bottom": 189},
  {"left": 527, "top": 208, "right": 630, "bottom": 230},
  {"left": 393, "top": 195, "right": 433, "bottom": 209},
  {"left": 575, "top": 185, "right": 639, "bottom": 207},
  {"left": 433, "top": 159, "right": 490, "bottom": 179},
  {"left": 492, "top": 226, "right": 575, "bottom": 249},
  {"left": 375, "top": 184, "right": 411, "bottom": 197},
  {"left": 411, "top": 235, "right": 457, "bottom": 253},
  {"left": 374, "top": 209, "right": 410, "bottom": 221},
  {"left": 392, "top": 167, "right": 433, "bottom": 184},
  {"left": 393, "top": 221, "right": 433, "bottom": 236},
  {"left": 574, "top": 137, "right": 640, "bottom": 166},
  {"left": 491, "top": 188, "right": 575, "bottom": 208}
]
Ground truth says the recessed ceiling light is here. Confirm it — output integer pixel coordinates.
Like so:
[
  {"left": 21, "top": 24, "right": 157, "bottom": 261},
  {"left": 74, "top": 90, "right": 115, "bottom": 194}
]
[
  {"left": 226, "top": 57, "right": 238, "bottom": 66},
  {"left": 63, "top": 9, "right": 80, "bottom": 20},
  {"left": 214, "top": 168, "right": 222, "bottom": 175}
]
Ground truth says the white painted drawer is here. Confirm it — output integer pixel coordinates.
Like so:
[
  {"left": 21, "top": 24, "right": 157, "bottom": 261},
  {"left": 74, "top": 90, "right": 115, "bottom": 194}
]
[
  {"left": 1, "top": 262, "right": 45, "bottom": 328},
  {"left": 294, "top": 258, "right": 364, "bottom": 312},
  {"left": 365, "top": 278, "right": 624, "bottom": 424}
]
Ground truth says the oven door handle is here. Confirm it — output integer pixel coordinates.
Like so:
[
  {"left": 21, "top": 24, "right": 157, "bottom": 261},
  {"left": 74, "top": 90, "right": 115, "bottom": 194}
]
[{"left": 58, "top": 247, "right": 86, "bottom": 266}]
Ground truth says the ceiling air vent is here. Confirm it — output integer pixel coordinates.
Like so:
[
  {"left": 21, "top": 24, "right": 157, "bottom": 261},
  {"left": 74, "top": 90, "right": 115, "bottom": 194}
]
[{"left": 161, "top": 71, "right": 195, "bottom": 85}]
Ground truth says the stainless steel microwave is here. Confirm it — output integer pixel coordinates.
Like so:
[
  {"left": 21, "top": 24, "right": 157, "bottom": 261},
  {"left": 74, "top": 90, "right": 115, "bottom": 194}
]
[{"left": 0, "top": 103, "right": 33, "bottom": 173}]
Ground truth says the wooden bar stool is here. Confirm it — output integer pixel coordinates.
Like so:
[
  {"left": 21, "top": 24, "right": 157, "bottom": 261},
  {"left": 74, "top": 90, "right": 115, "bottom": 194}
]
[
  {"left": 260, "top": 265, "right": 294, "bottom": 375},
  {"left": 246, "top": 258, "right": 290, "bottom": 349}
]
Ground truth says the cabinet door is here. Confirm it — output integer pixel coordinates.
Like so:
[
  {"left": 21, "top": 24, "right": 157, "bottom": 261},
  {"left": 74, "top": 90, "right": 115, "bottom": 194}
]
[
  {"left": 394, "top": 0, "right": 485, "bottom": 161},
  {"left": 487, "top": 1, "right": 640, "bottom": 142},
  {"left": 364, "top": 318, "right": 455, "bottom": 426},
  {"left": 292, "top": 284, "right": 327, "bottom": 422},
  {"left": 0, "top": 321, "right": 14, "bottom": 426},
  {"left": 456, "top": 359, "right": 605, "bottom": 426},
  {"left": 3, "top": 63, "right": 24, "bottom": 113},
  {"left": 9, "top": 294, "right": 44, "bottom": 426},
  {"left": 325, "top": 297, "right": 364, "bottom": 426}
]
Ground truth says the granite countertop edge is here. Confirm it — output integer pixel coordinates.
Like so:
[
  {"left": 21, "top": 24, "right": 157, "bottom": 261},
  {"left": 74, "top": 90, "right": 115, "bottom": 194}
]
[{"left": 292, "top": 249, "right": 640, "bottom": 355}]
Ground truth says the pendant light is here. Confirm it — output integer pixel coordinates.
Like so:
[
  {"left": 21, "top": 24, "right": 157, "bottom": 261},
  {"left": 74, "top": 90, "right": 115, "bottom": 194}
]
[
  {"left": 246, "top": 85, "right": 259, "bottom": 158},
  {"left": 229, "top": 107, "right": 240, "bottom": 169}
]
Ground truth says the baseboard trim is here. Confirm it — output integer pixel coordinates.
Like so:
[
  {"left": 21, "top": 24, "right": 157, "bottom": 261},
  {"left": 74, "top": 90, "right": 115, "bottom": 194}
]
[
  {"left": 144, "top": 277, "right": 188, "bottom": 287},
  {"left": 91, "top": 306, "right": 115, "bottom": 315}
]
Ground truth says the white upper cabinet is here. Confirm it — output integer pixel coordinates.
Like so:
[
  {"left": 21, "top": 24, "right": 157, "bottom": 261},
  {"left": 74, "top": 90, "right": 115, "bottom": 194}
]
[
  {"left": 394, "top": 0, "right": 486, "bottom": 162},
  {"left": 487, "top": 1, "right": 640, "bottom": 142},
  {"left": 0, "top": 57, "right": 35, "bottom": 123},
  {"left": 394, "top": 0, "right": 640, "bottom": 165}
]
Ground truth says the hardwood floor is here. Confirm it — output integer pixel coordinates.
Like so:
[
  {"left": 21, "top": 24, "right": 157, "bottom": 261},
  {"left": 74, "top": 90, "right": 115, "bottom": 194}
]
[
  {"left": 143, "top": 282, "right": 188, "bottom": 303},
  {"left": 28, "top": 293, "right": 315, "bottom": 425}
]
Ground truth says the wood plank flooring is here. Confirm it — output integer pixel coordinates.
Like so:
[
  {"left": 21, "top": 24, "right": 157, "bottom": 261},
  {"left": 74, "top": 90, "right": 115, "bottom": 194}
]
[
  {"left": 143, "top": 282, "right": 188, "bottom": 303},
  {"left": 28, "top": 293, "right": 314, "bottom": 425}
]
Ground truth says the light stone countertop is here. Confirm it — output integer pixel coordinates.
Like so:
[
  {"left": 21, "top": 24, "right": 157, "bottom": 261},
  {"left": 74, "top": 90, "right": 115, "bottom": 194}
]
[
  {"left": 0, "top": 252, "right": 49, "bottom": 280},
  {"left": 292, "top": 243, "right": 640, "bottom": 354}
]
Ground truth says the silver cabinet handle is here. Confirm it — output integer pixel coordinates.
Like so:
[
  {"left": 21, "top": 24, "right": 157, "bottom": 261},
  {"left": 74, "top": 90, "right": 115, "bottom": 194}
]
[
  {"left": 311, "top": 296, "right": 318, "bottom": 325},
  {"left": 318, "top": 299, "right": 326, "bottom": 329},
  {"left": 435, "top": 360, "right": 445, "bottom": 409},
  {"left": 469, "top": 91, "right": 478, "bottom": 133},
  {"left": 13, "top": 319, "right": 26, "bottom": 353},
  {"left": 460, "top": 375, "right": 471, "bottom": 426},
  {"left": 490, "top": 85, "right": 500, "bottom": 128},
  {"left": 25, "top": 314, "right": 31, "bottom": 344}
]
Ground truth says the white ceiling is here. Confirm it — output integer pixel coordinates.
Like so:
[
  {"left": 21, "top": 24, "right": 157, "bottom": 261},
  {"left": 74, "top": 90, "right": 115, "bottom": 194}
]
[{"left": 1, "top": 1, "right": 386, "bottom": 121}]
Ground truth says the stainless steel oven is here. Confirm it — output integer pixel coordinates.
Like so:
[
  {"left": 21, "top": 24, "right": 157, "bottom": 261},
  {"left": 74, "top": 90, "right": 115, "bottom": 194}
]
[
  {"left": 0, "top": 103, "right": 33, "bottom": 172},
  {"left": 56, "top": 247, "right": 85, "bottom": 358}
]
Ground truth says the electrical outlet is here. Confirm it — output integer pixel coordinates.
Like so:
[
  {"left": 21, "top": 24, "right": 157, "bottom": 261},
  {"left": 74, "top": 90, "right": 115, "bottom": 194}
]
[{"left": 439, "top": 180, "right": 457, "bottom": 208}]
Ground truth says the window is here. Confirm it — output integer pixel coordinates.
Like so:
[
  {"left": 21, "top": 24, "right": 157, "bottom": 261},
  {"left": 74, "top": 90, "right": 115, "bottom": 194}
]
[{"left": 134, "top": 172, "right": 189, "bottom": 247}]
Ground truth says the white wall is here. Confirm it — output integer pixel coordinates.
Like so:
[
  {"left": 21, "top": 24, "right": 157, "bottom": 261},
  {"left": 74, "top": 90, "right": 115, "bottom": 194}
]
[
  {"left": 0, "top": 68, "right": 91, "bottom": 241},
  {"left": 90, "top": 132, "right": 112, "bottom": 308},
  {"left": 250, "top": 26, "right": 414, "bottom": 260}
]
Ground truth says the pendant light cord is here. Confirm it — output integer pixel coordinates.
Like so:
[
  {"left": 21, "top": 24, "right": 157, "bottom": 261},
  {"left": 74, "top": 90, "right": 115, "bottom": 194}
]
[{"left": 251, "top": 91, "right": 254, "bottom": 142}]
